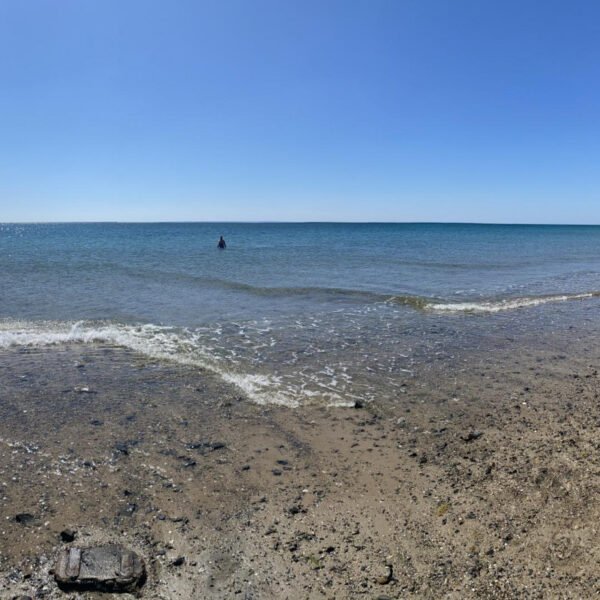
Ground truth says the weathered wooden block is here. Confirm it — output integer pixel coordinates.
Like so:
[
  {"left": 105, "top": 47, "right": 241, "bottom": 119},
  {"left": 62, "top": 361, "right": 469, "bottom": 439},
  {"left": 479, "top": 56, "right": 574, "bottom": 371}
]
[{"left": 54, "top": 545, "right": 146, "bottom": 592}]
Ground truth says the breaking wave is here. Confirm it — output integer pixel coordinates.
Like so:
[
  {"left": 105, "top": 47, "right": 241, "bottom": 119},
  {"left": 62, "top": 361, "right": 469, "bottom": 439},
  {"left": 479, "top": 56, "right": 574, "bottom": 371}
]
[
  {"left": 224, "top": 286, "right": 600, "bottom": 313},
  {"left": 422, "top": 291, "right": 600, "bottom": 313},
  {"left": 0, "top": 320, "right": 300, "bottom": 407}
]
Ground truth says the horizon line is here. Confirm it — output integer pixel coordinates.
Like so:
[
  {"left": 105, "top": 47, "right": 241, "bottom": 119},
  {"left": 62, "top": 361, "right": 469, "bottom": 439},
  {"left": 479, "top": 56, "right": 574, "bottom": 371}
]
[{"left": 2, "top": 220, "right": 600, "bottom": 227}]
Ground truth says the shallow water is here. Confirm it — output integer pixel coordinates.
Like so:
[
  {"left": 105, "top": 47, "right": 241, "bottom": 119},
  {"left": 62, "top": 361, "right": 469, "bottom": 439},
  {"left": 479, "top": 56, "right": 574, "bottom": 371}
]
[{"left": 2, "top": 222, "right": 600, "bottom": 405}]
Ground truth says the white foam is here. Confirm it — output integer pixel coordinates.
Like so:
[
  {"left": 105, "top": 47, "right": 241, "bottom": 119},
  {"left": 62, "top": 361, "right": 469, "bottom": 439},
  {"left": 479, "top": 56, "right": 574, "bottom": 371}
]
[
  {"left": 0, "top": 320, "right": 298, "bottom": 407},
  {"left": 427, "top": 292, "right": 596, "bottom": 313}
]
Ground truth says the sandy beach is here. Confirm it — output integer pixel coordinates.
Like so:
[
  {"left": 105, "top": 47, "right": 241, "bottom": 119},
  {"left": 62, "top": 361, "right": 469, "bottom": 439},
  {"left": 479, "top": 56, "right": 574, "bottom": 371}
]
[
  {"left": 3, "top": 0, "right": 600, "bottom": 595},
  {"left": 2, "top": 339, "right": 600, "bottom": 599}
]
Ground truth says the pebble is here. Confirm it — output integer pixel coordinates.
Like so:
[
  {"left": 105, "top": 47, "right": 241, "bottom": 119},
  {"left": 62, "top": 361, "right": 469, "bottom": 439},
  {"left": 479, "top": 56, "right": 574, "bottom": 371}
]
[
  {"left": 15, "top": 513, "right": 35, "bottom": 525},
  {"left": 186, "top": 441, "right": 226, "bottom": 454},
  {"left": 60, "top": 528, "right": 76, "bottom": 542},
  {"left": 373, "top": 564, "right": 393, "bottom": 585},
  {"left": 462, "top": 430, "right": 483, "bottom": 442}
]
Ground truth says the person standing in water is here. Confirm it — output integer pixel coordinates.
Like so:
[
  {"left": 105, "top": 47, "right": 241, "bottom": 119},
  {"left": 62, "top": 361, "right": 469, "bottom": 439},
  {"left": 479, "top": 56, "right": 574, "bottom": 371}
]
[{"left": 217, "top": 235, "right": 226, "bottom": 249}]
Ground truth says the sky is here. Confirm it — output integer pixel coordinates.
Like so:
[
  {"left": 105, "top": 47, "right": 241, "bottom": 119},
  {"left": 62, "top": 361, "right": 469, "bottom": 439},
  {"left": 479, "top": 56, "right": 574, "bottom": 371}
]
[{"left": 0, "top": 0, "right": 599, "bottom": 223}]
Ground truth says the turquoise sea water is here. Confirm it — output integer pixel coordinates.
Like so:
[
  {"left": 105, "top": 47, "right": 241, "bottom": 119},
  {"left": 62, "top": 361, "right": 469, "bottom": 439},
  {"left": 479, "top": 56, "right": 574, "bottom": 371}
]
[{"left": 2, "top": 222, "right": 600, "bottom": 406}]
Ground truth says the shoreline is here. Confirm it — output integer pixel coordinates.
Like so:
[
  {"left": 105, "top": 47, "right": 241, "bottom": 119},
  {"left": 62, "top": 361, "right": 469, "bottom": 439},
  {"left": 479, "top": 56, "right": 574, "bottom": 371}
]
[{"left": 1, "top": 342, "right": 600, "bottom": 598}]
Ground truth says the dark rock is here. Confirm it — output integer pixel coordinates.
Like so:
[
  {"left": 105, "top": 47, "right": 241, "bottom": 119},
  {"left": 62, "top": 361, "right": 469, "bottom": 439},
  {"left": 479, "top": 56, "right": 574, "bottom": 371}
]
[
  {"left": 15, "top": 513, "right": 35, "bottom": 525},
  {"left": 186, "top": 441, "right": 227, "bottom": 454},
  {"left": 114, "top": 440, "right": 139, "bottom": 456},
  {"left": 123, "top": 503, "right": 138, "bottom": 515},
  {"left": 353, "top": 400, "right": 365, "bottom": 409},
  {"left": 272, "top": 469, "right": 282, "bottom": 476},
  {"left": 171, "top": 556, "right": 185, "bottom": 566},
  {"left": 114, "top": 442, "right": 130, "bottom": 455},
  {"left": 468, "top": 560, "right": 482, "bottom": 578},
  {"left": 462, "top": 431, "right": 483, "bottom": 443},
  {"left": 60, "top": 529, "right": 77, "bottom": 542},
  {"left": 171, "top": 516, "right": 188, "bottom": 523},
  {"left": 54, "top": 545, "right": 146, "bottom": 592}
]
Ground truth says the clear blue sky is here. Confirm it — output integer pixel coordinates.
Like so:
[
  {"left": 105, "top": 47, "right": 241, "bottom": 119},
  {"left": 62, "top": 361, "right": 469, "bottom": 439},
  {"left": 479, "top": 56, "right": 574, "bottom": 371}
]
[{"left": 1, "top": 0, "right": 599, "bottom": 223}]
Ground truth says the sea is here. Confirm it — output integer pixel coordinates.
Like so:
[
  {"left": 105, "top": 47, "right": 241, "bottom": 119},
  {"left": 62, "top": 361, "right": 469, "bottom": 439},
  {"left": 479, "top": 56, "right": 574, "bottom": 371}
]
[{"left": 2, "top": 222, "right": 600, "bottom": 407}]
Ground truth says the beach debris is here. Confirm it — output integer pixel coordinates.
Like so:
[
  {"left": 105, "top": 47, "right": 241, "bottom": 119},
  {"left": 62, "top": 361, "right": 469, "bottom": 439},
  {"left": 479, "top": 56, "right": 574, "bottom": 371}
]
[
  {"left": 437, "top": 502, "right": 450, "bottom": 517},
  {"left": 74, "top": 386, "right": 96, "bottom": 394},
  {"left": 54, "top": 545, "right": 146, "bottom": 592}
]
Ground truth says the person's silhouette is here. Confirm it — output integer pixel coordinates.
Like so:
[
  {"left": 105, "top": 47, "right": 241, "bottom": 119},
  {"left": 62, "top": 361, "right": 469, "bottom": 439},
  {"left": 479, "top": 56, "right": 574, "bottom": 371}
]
[{"left": 217, "top": 236, "right": 226, "bottom": 249}]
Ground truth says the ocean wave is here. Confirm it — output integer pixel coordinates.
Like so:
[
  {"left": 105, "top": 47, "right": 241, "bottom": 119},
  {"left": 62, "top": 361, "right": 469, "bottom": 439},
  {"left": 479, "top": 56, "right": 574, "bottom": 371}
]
[
  {"left": 423, "top": 291, "right": 600, "bottom": 313},
  {"left": 192, "top": 280, "right": 600, "bottom": 313},
  {"left": 172, "top": 275, "right": 398, "bottom": 304},
  {"left": 0, "top": 320, "right": 299, "bottom": 407}
]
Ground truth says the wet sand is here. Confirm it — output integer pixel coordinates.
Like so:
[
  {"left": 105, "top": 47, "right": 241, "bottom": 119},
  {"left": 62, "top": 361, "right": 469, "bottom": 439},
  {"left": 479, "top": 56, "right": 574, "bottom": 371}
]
[{"left": 2, "top": 342, "right": 600, "bottom": 598}]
